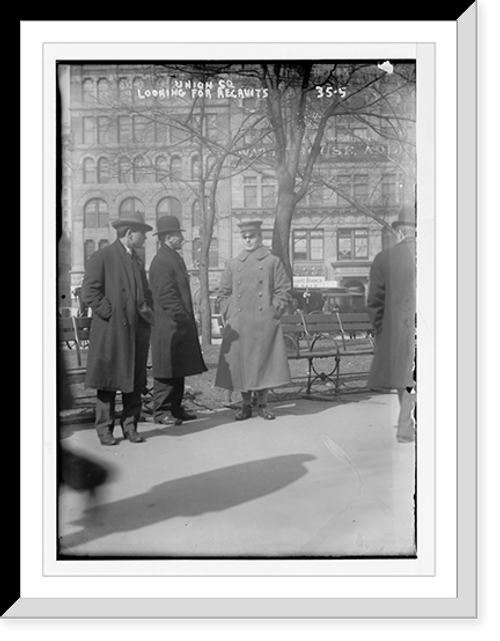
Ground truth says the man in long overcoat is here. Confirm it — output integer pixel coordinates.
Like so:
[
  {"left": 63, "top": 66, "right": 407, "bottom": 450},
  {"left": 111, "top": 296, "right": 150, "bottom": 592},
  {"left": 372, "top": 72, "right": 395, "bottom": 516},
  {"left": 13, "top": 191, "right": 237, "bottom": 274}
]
[
  {"left": 215, "top": 220, "right": 292, "bottom": 420},
  {"left": 81, "top": 212, "right": 155, "bottom": 446},
  {"left": 367, "top": 206, "right": 417, "bottom": 443},
  {"left": 148, "top": 215, "right": 207, "bottom": 425}
]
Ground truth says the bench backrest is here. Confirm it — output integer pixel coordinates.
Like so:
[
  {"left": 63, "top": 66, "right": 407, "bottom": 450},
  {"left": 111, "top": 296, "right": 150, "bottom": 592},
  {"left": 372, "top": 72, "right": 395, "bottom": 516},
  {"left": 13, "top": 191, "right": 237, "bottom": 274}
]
[
  {"left": 59, "top": 317, "right": 76, "bottom": 344},
  {"left": 72, "top": 316, "right": 93, "bottom": 342},
  {"left": 280, "top": 314, "right": 306, "bottom": 335},
  {"left": 301, "top": 313, "right": 342, "bottom": 335},
  {"left": 336, "top": 312, "right": 374, "bottom": 336}
]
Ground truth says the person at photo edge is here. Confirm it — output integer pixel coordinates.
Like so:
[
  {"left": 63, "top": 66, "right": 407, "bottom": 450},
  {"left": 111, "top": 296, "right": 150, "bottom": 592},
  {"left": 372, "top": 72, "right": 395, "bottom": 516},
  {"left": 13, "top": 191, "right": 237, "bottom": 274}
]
[
  {"left": 81, "top": 212, "right": 155, "bottom": 446},
  {"left": 148, "top": 215, "right": 207, "bottom": 426},
  {"left": 215, "top": 220, "right": 292, "bottom": 420},
  {"left": 366, "top": 204, "right": 417, "bottom": 443}
]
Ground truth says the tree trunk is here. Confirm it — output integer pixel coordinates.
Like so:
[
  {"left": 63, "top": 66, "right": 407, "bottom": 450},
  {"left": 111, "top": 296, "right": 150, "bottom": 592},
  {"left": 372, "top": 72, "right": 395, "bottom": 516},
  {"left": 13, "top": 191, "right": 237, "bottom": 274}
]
[
  {"left": 272, "top": 190, "right": 295, "bottom": 282},
  {"left": 198, "top": 253, "right": 212, "bottom": 346}
]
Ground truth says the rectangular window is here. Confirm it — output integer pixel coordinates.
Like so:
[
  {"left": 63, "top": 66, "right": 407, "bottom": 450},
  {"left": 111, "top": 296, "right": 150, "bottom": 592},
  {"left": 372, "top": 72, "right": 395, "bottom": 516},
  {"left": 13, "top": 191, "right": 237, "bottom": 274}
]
[
  {"left": 292, "top": 230, "right": 324, "bottom": 261},
  {"left": 337, "top": 228, "right": 369, "bottom": 261},
  {"left": 155, "top": 116, "right": 169, "bottom": 143},
  {"left": 336, "top": 174, "right": 351, "bottom": 207},
  {"left": 133, "top": 115, "right": 150, "bottom": 143},
  {"left": 118, "top": 116, "right": 131, "bottom": 143},
  {"left": 353, "top": 174, "right": 369, "bottom": 205},
  {"left": 244, "top": 176, "right": 258, "bottom": 208},
  {"left": 382, "top": 173, "right": 400, "bottom": 206},
  {"left": 309, "top": 187, "right": 324, "bottom": 206},
  {"left": 261, "top": 182, "right": 276, "bottom": 208},
  {"left": 82, "top": 117, "right": 95, "bottom": 144},
  {"left": 97, "top": 116, "right": 110, "bottom": 144}
]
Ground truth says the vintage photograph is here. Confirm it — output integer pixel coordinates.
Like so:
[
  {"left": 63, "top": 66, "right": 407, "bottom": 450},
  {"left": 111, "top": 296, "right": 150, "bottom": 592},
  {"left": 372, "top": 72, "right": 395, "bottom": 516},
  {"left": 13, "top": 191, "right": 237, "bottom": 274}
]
[{"left": 56, "top": 59, "right": 418, "bottom": 559}]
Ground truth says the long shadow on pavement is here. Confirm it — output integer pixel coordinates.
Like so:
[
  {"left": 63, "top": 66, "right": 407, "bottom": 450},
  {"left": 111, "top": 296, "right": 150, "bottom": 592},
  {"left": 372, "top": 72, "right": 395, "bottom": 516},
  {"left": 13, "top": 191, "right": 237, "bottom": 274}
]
[{"left": 59, "top": 453, "right": 316, "bottom": 557}]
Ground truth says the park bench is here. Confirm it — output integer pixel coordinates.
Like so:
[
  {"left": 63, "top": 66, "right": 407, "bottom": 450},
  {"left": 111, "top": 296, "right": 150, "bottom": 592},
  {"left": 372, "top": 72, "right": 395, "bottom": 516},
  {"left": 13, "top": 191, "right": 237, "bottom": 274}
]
[
  {"left": 59, "top": 315, "right": 92, "bottom": 371},
  {"left": 280, "top": 312, "right": 375, "bottom": 397}
]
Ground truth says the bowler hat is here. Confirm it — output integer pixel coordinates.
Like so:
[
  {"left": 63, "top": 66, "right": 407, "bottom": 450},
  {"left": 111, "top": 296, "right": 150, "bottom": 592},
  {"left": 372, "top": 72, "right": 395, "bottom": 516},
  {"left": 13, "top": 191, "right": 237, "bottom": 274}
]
[
  {"left": 111, "top": 212, "right": 152, "bottom": 232},
  {"left": 238, "top": 220, "right": 263, "bottom": 233},
  {"left": 154, "top": 215, "right": 185, "bottom": 236},
  {"left": 392, "top": 206, "right": 416, "bottom": 229}
]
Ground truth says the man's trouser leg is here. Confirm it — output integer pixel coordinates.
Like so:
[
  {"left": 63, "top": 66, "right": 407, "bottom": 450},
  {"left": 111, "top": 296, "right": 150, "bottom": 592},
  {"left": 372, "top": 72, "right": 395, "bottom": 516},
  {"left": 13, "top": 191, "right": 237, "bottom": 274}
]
[
  {"left": 153, "top": 377, "right": 184, "bottom": 423},
  {"left": 95, "top": 390, "right": 116, "bottom": 438},
  {"left": 121, "top": 324, "right": 150, "bottom": 435}
]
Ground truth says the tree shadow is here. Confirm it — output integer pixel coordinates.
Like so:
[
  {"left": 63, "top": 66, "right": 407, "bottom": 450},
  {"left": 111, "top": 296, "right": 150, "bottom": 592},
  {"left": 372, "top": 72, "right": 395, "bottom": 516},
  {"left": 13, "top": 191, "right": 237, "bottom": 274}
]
[{"left": 58, "top": 453, "right": 316, "bottom": 557}]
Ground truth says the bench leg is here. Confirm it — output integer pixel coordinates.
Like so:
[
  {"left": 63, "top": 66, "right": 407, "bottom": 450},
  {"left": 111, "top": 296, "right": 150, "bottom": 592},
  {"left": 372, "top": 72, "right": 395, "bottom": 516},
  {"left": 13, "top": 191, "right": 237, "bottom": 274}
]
[{"left": 306, "top": 358, "right": 313, "bottom": 395}]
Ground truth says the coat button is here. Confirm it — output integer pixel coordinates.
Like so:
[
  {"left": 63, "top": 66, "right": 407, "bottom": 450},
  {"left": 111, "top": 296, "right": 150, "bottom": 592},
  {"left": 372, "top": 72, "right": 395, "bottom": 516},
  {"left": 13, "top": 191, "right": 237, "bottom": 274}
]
[
  {"left": 238, "top": 307, "right": 242, "bottom": 312},
  {"left": 258, "top": 307, "right": 263, "bottom": 311},
  {"left": 258, "top": 292, "right": 262, "bottom": 296},
  {"left": 259, "top": 266, "right": 263, "bottom": 270}
]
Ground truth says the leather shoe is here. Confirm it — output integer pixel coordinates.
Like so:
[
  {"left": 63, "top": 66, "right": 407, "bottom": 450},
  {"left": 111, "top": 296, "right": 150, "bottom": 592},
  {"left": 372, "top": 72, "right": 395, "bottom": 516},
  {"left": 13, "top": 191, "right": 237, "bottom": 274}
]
[
  {"left": 171, "top": 408, "right": 197, "bottom": 421},
  {"left": 99, "top": 433, "right": 118, "bottom": 446},
  {"left": 256, "top": 405, "right": 276, "bottom": 420},
  {"left": 234, "top": 406, "right": 252, "bottom": 421},
  {"left": 124, "top": 431, "right": 146, "bottom": 443},
  {"left": 155, "top": 415, "right": 183, "bottom": 426}
]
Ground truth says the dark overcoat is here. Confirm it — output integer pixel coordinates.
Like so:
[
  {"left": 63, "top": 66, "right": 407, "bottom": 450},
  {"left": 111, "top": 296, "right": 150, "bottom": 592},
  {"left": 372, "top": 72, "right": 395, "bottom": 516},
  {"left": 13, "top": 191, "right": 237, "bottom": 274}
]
[
  {"left": 367, "top": 237, "right": 416, "bottom": 390},
  {"left": 81, "top": 240, "right": 152, "bottom": 393},
  {"left": 148, "top": 244, "right": 207, "bottom": 379},
  {"left": 215, "top": 246, "right": 292, "bottom": 391}
]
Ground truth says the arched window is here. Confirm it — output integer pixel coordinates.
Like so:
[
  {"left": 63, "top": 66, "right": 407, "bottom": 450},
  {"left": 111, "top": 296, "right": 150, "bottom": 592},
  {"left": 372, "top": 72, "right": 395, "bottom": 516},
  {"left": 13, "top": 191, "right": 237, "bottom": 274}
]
[
  {"left": 84, "top": 199, "right": 109, "bottom": 229},
  {"left": 82, "top": 78, "right": 94, "bottom": 102},
  {"left": 157, "top": 197, "right": 182, "bottom": 222},
  {"left": 119, "top": 197, "right": 145, "bottom": 219},
  {"left": 192, "top": 200, "right": 201, "bottom": 227},
  {"left": 83, "top": 158, "right": 95, "bottom": 184},
  {"left": 132, "top": 77, "right": 145, "bottom": 103},
  {"left": 96, "top": 78, "right": 109, "bottom": 103},
  {"left": 118, "top": 157, "right": 132, "bottom": 183},
  {"left": 191, "top": 155, "right": 201, "bottom": 181},
  {"left": 155, "top": 156, "right": 168, "bottom": 182},
  {"left": 170, "top": 156, "right": 182, "bottom": 179},
  {"left": 118, "top": 77, "right": 131, "bottom": 103},
  {"left": 97, "top": 158, "right": 110, "bottom": 183},
  {"left": 206, "top": 155, "right": 216, "bottom": 176}
]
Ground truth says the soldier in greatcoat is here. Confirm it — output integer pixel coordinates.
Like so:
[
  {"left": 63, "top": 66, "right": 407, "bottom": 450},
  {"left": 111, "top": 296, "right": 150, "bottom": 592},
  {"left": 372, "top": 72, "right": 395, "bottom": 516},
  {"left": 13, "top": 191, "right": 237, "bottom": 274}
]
[
  {"left": 81, "top": 212, "right": 155, "bottom": 446},
  {"left": 215, "top": 220, "right": 292, "bottom": 420},
  {"left": 367, "top": 206, "right": 417, "bottom": 443},
  {"left": 148, "top": 215, "right": 207, "bottom": 425}
]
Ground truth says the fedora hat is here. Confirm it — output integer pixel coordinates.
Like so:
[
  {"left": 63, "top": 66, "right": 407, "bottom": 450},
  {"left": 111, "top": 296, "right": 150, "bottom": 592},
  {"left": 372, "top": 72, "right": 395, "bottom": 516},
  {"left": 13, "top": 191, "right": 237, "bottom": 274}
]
[
  {"left": 154, "top": 215, "right": 185, "bottom": 236},
  {"left": 111, "top": 212, "right": 152, "bottom": 232},
  {"left": 238, "top": 220, "right": 263, "bottom": 233},
  {"left": 392, "top": 206, "right": 416, "bottom": 229}
]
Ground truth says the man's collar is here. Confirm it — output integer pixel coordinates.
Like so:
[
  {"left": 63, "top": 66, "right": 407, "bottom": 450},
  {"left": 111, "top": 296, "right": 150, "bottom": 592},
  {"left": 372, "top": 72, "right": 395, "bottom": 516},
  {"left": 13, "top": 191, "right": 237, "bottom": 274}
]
[{"left": 237, "top": 246, "right": 269, "bottom": 262}]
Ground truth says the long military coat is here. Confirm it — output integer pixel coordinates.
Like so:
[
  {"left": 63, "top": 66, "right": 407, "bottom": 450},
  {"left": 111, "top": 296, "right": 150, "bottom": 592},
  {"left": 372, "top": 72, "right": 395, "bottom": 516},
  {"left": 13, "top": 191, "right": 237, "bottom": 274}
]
[
  {"left": 215, "top": 246, "right": 292, "bottom": 391},
  {"left": 81, "top": 240, "right": 153, "bottom": 393},
  {"left": 367, "top": 237, "right": 416, "bottom": 390},
  {"left": 148, "top": 244, "right": 207, "bottom": 379}
]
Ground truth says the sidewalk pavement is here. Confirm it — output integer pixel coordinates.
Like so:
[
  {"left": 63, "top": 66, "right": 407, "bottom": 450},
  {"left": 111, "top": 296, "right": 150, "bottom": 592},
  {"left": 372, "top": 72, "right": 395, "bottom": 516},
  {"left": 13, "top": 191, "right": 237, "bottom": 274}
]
[{"left": 58, "top": 391, "right": 416, "bottom": 559}]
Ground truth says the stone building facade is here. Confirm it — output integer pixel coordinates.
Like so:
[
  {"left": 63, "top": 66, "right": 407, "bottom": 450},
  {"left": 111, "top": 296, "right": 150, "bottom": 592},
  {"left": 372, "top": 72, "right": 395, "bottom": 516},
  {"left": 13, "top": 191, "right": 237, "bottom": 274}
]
[{"left": 58, "top": 63, "right": 415, "bottom": 316}]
